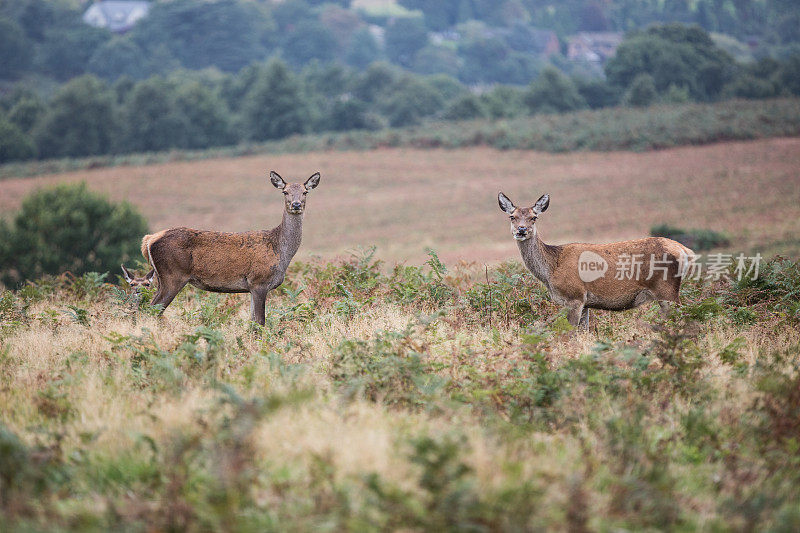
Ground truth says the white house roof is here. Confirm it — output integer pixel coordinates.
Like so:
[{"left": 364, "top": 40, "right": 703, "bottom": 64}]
[{"left": 83, "top": 1, "right": 151, "bottom": 33}]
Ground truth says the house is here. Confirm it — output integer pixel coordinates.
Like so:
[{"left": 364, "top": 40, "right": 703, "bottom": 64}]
[
  {"left": 567, "top": 32, "right": 623, "bottom": 63},
  {"left": 83, "top": 1, "right": 151, "bottom": 34}
]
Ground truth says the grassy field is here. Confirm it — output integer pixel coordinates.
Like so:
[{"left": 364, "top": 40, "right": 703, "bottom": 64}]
[
  {"left": 1, "top": 250, "right": 799, "bottom": 530},
  {"left": 1, "top": 137, "right": 799, "bottom": 264},
  {"left": 2, "top": 138, "right": 800, "bottom": 530}
]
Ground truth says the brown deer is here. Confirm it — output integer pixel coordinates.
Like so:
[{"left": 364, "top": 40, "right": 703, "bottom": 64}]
[
  {"left": 121, "top": 264, "right": 155, "bottom": 291},
  {"left": 141, "top": 171, "right": 321, "bottom": 325},
  {"left": 498, "top": 191, "right": 695, "bottom": 327}
]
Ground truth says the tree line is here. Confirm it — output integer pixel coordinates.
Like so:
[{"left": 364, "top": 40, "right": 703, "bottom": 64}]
[{"left": 1, "top": 23, "right": 799, "bottom": 164}]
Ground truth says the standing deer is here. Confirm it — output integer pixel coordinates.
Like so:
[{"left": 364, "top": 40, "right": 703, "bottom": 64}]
[
  {"left": 498, "top": 191, "right": 695, "bottom": 327},
  {"left": 141, "top": 171, "right": 321, "bottom": 325}
]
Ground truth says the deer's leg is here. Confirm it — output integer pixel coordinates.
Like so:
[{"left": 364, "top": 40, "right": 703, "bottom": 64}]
[
  {"left": 250, "top": 288, "right": 268, "bottom": 326},
  {"left": 151, "top": 279, "right": 188, "bottom": 313},
  {"left": 567, "top": 301, "right": 585, "bottom": 327},
  {"left": 580, "top": 307, "right": 590, "bottom": 330}
]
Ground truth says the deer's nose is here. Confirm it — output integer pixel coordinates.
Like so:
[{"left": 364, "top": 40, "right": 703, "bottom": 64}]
[
  {"left": 517, "top": 226, "right": 527, "bottom": 232},
  {"left": 291, "top": 202, "right": 302, "bottom": 209}
]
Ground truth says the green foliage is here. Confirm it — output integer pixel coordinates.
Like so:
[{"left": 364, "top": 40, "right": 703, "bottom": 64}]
[
  {"left": 242, "top": 60, "right": 311, "bottom": 141},
  {"left": 332, "top": 324, "right": 447, "bottom": 409},
  {"left": 0, "top": 183, "right": 148, "bottom": 287},
  {"left": 283, "top": 19, "right": 338, "bottom": 67},
  {"left": 120, "top": 77, "right": 189, "bottom": 152},
  {"left": 33, "top": 75, "right": 117, "bottom": 159},
  {"left": 87, "top": 37, "right": 151, "bottom": 81},
  {"left": 385, "top": 16, "right": 428, "bottom": 68},
  {"left": 131, "top": 0, "right": 272, "bottom": 73},
  {"left": 0, "top": 17, "right": 33, "bottom": 79},
  {"left": 38, "top": 22, "right": 110, "bottom": 81},
  {"left": 726, "top": 257, "right": 800, "bottom": 323},
  {"left": 606, "top": 24, "right": 735, "bottom": 101},
  {"left": 0, "top": 116, "right": 35, "bottom": 163},
  {"left": 524, "top": 67, "right": 587, "bottom": 114},
  {"left": 624, "top": 73, "right": 658, "bottom": 107},
  {"left": 650, "top": 223, "right": 730, "bottom": 251},
  {"left": 442, "top": 94, "right": 488, "bottom": 121}
]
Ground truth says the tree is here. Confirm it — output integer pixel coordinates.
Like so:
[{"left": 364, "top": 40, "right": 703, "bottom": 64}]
[
  {"left": 0, "top": 18, "right": 33, "bottom": 79},
  {"left": 242, "top": 60, "right": 310, "bottom": 141},
  {"left": 88, "top": 37, "right": 150, "bottom": 80},
  {"left": 34, "top": 75, "right": 118, "bottom": 159},
  {"left": 379, "top": 76, "right": 444, "bottom": 127},
  {"left": 119, "top": 77, "right": 188, "bottom": 153},
  {"left": 605, "top": 24, "right": 735, "bottom": 101},
  {"left": 325, "top": 98, "right": 372, "bottom": 131},
  {"left": 8, "top": 95, "right": 44, "bottom": 133},
  {"left": 442, "top": 94, "right": 488, "bottom": 121},
  {"left": 282, "top": 19, "right": 339, "bottom": 67},
  {"left": 481, "top": 85, "right": 526, "bottom": 118},
  {"left": 131, "top": 0, "right": 271, "bottom": 73},
  {"left": 524, "top": 67, "right": 587, "bottom": 114},
  {"left": 346, "top": 27, "right": 383, "bottom": 69},
  {"left": 623, "top": 73, "right": 657, "bottom": 106},
  {"left": 38, "top": 23, "right": 110, "bottom": 81},
  {"left": 351, "top": 62, "right": 399, "bottom": 103},
  {"left": 385, "top": 17, "right": 429, "bottom": 68},
  {"left": 574, "top": 76, "right": 620, "bottom": 109},
  {"left": 412, "top": 45, "right": 461, "bottom": 77},
  {"left": 175, "top": 81, "right": 234, "bottom": 149},
  {"left": 0, "top": 116, "right": 36, "bottom": 163},
  {"left": 0, "top": 183, "right": 148, "bottom": 287}
]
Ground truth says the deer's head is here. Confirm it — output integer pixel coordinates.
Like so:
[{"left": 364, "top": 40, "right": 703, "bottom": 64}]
[
  {"left": 121, "top": 264, "right": 155, "bottom": 291},
  {"left": 498, "top": 192, "right": 550, "bottom": 241},
  {"left": 270, "top": 171, "right": 321, "bottom": 214}
]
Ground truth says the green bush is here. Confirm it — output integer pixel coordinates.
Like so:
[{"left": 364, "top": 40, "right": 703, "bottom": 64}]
[
  {"left": 650, "top": 223, "right": 730, "bottom": 251},
  {"left": 0, "top": 183, "right": 148, "bottom": 287}
]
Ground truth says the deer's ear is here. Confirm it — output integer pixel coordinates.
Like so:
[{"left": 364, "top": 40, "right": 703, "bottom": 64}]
[
  {"left": 304, "top": 172, "right": 321, "bottom": 190},
  {"left": 145, "top": 269, "right": 155, "bottom": 282},
  {"left": 269, "top": 171, "right": 286, "bottom": 189},
  {"left": 121, "top": 264, "right": 133, "bottom": 283},
  {"left": 498, "top": 192, "right": 515, "bottom": 214},
  {"left": 532, "top": 193, "right": 550, "bottom": 214}
]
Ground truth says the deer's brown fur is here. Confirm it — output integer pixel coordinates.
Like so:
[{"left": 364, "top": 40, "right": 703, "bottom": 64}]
[
  {"left": 142, "top": 171, "right": 320, "bottom": 325},
  {"left": 499, "top": 192, "right": 695, "bottom": 327}
]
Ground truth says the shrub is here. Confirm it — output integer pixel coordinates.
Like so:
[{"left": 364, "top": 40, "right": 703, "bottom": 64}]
[
  {"left": 0, "top": 183, "right": 148, "bottom": 287},
  {"left": 650, "top": 223, "right": 730, "bottom": 251}
]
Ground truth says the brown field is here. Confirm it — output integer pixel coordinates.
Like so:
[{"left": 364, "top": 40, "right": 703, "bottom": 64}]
[{"left": 1, "top": 137, "right": 799, "bottom": 264}]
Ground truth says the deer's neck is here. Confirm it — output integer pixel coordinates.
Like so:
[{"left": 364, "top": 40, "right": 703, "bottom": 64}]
[
  {"left": 277, "top": 211, "right": 303, "bottom": 271},
  {"left": 518, "top": 230, "right": 557, "bottom": 287}
]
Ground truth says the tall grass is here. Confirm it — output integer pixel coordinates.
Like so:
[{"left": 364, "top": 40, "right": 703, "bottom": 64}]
[
  {"left": 2, "top": 98, "right": 799, "bottom": 180},
  {"left": 1, "top": 253, "right": 799, "bottom": 530}
]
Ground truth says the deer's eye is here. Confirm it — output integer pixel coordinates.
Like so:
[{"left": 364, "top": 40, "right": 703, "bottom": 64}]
[{"left": 510, "top": 216, "right": 516, "bottom": 221}]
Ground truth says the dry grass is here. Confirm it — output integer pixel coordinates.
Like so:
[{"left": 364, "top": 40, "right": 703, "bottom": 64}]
[{"left": 1, "top": 138, "right": 798, "bottom": 264}]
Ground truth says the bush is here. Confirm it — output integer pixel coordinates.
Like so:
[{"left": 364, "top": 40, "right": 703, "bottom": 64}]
[
  {"left": 650, "top": 223, "right": 730, "bottom": 251},
  {"left": 0, "top": 183, "right": 148, "bottom": 287}
]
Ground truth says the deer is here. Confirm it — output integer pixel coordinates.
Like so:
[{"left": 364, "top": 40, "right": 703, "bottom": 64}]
[
  {"left": 497, "top": 191, "right": 696, "bottom": 328},
  {"left": 121, "top": 264, "right": 155, "bottom": 292},
  {"left": 140, "top": 171, "right": 321, "bottom": 326}
]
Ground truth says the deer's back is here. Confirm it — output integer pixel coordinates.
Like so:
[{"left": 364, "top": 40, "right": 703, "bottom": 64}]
[
  {"left": 550, "top": 237, "right": 691, "bottom": 307},
  {"left": 146, "top": 227, "right": 281, "bottom": 288}
]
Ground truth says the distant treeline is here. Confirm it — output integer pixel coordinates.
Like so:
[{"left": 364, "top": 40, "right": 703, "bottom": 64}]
[
  {"left": 2, "top": 0, "right": 799, "bottom": 86},
  {"left": 1, "top": 24, "right": 800, "bottom": 164}
]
